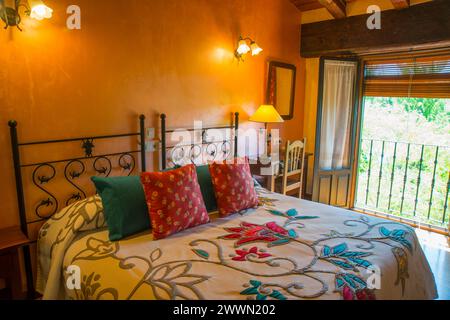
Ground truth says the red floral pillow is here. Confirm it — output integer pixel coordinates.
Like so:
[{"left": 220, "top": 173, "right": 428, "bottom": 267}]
[
  {"left": 140, "top": 164, "right": 210, "bottom": 240},
  {"left": 209, "top": 158, "right": 259, "bottom": 217}
]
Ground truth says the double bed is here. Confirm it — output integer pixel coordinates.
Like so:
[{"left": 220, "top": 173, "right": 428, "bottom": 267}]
[
  {"left": 9, "top": 114, "right": 438, "bottom": 300},
  {"left": 36, "top": 186, "right": 437, "bottom": 300}
]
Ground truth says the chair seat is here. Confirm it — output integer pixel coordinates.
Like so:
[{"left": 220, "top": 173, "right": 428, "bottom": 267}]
[{"left": 273, "top": 177, "right": 302, "bottom": 195}]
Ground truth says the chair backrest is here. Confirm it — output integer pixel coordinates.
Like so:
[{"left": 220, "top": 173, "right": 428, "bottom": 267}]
[
  {"left": 284, "top": 139, "right": 306, "bottom": 176},
  {"left": 281, "top": 138, "right": 306, "bottom": 197}
]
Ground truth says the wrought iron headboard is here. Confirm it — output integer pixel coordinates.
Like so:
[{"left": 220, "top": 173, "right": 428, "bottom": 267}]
[
  {"left": 8, "top": 114, "right": 147, "bottom": 240},
  {"left": 9, "top": 114, "right": 147, "bottom": 297},
  {"left": 160, "top": 112, "right": 239, "bottom": 170}
]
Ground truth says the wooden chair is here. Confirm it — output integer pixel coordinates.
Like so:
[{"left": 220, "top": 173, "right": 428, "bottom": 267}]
[{"left": 273, "top": 139, "right": 306, "bottom": 198}]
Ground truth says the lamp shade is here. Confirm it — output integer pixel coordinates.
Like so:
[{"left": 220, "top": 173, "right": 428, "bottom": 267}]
[
  {"left": 29, "top": 0, "right": 53, "bottom": 20},
  {"left": 236, "top": 40, "right": 251, "bottom": 55},
  {"left": 250, "top": 42, "right": 263, "bottom": 56},
  {"left": 249, "top": 105, "right": 284, "bottom": 124}
]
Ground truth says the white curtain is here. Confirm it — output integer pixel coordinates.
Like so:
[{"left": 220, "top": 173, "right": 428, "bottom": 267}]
[{"left": 319, "top": 60, "right": 357, "bottom": 170}]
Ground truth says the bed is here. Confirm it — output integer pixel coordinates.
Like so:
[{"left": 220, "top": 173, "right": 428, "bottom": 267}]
[
  {"left": 8, "top": 113, "right": 437, "bottom": 300},
  {"left": 37, "top": 186, "right": 438, "bottom": 300}
]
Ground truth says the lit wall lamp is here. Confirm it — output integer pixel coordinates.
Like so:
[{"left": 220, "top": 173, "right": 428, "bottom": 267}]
[
  {"left": 235, "top": 36, "right": 263, "bottom": 62},
  {"left": 0, "top": 0, "right": 53, "bottom": 31}
]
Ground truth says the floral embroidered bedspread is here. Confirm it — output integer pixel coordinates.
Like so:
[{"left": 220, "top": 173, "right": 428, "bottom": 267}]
[{"left": 36, "top": 188, "right": 438, "bottom": 300}]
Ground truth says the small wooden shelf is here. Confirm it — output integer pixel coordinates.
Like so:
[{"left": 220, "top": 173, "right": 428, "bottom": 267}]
[
  {"left": 0, "top": 226, "right": 31, "bottom": 252},
  {"left": 0, "top": 226, "right": 33, "bottom": 300}
]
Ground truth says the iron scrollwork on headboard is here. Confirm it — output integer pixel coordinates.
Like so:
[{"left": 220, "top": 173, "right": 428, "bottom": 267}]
[
  {"left": 32, "top": 163, "right": 58, "bottom": 219},
  {"left": 160, "top": 112, "right": 239, "bottom": 170},
  {"left": 64, "top": 160, "right": 87, "bottom": 206},
  {"left": 93, "top": 156, "right": 112, "bottom": 176},
  {"left": 118, "top": 153, "right": 135, "bottom": 175},
  {"left": 8, "top": 115, "right": 147, "bottom": 297},
  {"left": 8, "top": 115, "right": 147, "bottom": 236}
]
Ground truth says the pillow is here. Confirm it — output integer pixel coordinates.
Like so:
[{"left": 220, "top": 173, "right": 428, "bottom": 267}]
[
  {"left": 141, "top": 164, "right": 210, "bottom": 240},
  {"left": 195, "top": 165, "right": 218, "bottom": 212},
  {"left": 163, "top": 164, "right": 217, "bottom": 213},
  {"left": 91, "top": 176, "right": 150, "bottom": 241},
  {"left": 209, "top": 157, "right": 259, "bottom": 217}
]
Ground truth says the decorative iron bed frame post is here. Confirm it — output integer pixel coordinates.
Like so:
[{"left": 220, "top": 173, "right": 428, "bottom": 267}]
[
  {"left": 8, "top": 120, "right": 34, "bottom": 298},
  {"left": 234, "top": 112, "right": 239, "bottom": 158},
  {"left": 160, "top": 114, "right": 167, "bottom": 170},
  {"left": 159, "top": 112, "right": 239, "bottom": 170},
  {"left": 8, "top": 115, "right": 147, "bottom": 298},
  {"left": 139, "top": 115, "right": 147, "bottom": 172}
]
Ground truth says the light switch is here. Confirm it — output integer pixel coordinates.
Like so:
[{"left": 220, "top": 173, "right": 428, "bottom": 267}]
[
  {"left": 147, "top": 128, "right": 155, "bottom": 139},
  {"left": 145, "top": 141, "right": 155, "bottom": 152}
]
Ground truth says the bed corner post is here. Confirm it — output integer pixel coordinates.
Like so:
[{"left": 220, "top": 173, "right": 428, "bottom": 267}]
[
  {"left": 9, "top": 121, "right": 27, "bottom": 235},
  {"left": 8, "top": 120, "right": 35, "bottom": 298},
  {"left": 139, "top": 114, "right": 146, "bottom": 172},
  {"left": 234, "top": 112, "right": 239, "bottom": 158},
  {"left": 160, "top": 114, "right": 167, "bottom": 170}
]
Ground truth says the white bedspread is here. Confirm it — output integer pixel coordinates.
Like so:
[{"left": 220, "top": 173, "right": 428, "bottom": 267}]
[{"left": 36, "top": 188, "right": 438, "bottom": 300}]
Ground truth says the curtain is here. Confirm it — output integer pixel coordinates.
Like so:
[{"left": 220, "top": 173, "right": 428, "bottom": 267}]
[{"left": 319, "top": 60, "right": 357, "bottom": 170}]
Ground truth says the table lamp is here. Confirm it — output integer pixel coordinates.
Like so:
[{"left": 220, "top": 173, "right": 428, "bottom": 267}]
[
  {"left": 249, "top": 105, "right": 284, "bottom": 157},
  {"left": 249, "top": 104, "right": 284, "bottom": 129}
]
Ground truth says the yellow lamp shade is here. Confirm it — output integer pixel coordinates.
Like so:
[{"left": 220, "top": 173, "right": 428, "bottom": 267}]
[{"left": 249, "top": 105, "right": 284, "bottom": 124}]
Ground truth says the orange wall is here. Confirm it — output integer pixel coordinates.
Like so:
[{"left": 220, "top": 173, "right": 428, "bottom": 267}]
[{"left": 0, "top": 0, "right": 304, "bottom": 228}]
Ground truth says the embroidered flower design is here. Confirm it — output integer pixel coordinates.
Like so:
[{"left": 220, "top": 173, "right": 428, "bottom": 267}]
[
  {"left": 85, "top": 238, "right": 119, "bottom": 259},
  {"left": 258, "top": 196, "right": 278, "bottom": 207},
  {"left": 221, "top": 221, "right": 294, "bottom": 247},
  {"left": 240, "top": 280, "right": 287, "bottom": 300},
  {"left": 392, "top": 246, "right": 409, "bottom": 295},
  {"left": 342, "top": 285, "right": 376, "bottom": 300},
  {"left": 321, "top": 243, "right": 372, "bottom": 271},
  {"left": 232, "top": 247, "right": 272, "bottom": 261},
  {"left": 335, "top": 273, "right": 376, "bottom": 300},
  {"left": 73, "top": 237, "right": 119, "bottom": 262}
]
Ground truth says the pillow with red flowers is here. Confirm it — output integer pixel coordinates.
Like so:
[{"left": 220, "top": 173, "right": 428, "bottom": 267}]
[
  {"left": 140, "top": 164, "right": 210, "bottom": 240},
  {"left": 209, "top": 157, "right": 259, "bottom": 217}
]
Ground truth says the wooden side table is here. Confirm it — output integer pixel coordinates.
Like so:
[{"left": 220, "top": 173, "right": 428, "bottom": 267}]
[
  {"left": 0, "top": 226, "right": 33, "bottom": 300},
  {"left": 250, "top": 153, "right": 313, "bottom": 199},
  {"left": 249, "top": 157, "right": 281, "bottom": 192}
]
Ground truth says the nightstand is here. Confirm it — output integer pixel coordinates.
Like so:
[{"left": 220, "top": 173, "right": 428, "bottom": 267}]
[
  {"left": 0, "top": 226, "right": 32, "bottom": 300},
  {"left": 249, "top": 157, "right": 281, "bottom": 192}
]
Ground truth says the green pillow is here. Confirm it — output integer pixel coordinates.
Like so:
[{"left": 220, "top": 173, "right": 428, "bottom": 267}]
[
  {"left": 91, "top": 176, "right": 150, "bottom": 241},
  {"left": 163, "top": 165, "right": 217, "bottom": 212},
  {"left": 196, "top": 165, "right": 218, "bottom": 213}
]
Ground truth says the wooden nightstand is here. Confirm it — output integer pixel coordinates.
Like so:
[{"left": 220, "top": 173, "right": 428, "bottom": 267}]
[
  {"left": 249, "top": 153, "right": 313, "bottom": 199},
  {"left": 0, "top": 226, "right": 32, "bottom": 300},
  {"left": 249, "top": 157, "right": 281, "bottom": 192}
]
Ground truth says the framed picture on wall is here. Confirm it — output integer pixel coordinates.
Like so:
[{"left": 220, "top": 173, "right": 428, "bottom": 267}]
[{"left": 266, "top": 61, "right": 296, "bottom": 120}]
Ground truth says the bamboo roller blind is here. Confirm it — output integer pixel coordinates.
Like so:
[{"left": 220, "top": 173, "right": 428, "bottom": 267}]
[{"left": 364, "top": 55, "right": 450, "bottom": 98}]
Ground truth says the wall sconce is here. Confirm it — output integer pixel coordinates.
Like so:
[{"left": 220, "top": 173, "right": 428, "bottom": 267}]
[
  {"left": 0, "top": 0, "right": 53, "bottom": 31},
  {"left": 235, "top": 36, "right": 263, "bottom": 61}
]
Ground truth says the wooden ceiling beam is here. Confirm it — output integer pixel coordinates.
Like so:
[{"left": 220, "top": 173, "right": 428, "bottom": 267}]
[
  {"left": 301, "top": 0, "right": 450, "bottom": 57},
  {"left": 391, "top": 0, "right": 410, "bottom": 9},
  {"left": 318, "top": 0, "right": 347, "bottom": 19},
  {"left": 290, "top": 0, "right": 323, "bottom": 11}
]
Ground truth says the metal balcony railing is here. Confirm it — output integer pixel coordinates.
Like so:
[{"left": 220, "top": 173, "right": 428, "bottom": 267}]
[{"left": 355, "top": 139, "right": 450, "bottom": 230}]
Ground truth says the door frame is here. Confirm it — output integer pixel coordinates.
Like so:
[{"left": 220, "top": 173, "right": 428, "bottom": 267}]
[
  {"left": 312, "top": 56, "right": 362, "bottom": 207},
  {"left": 349, "top": 58, "right": 367, "bottom": 209}
]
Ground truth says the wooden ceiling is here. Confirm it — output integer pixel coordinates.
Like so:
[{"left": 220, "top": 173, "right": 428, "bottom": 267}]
[{"left": 290, "top": 0, "right": 411, "bottom": 19}]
